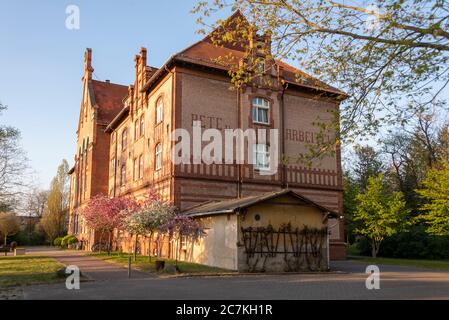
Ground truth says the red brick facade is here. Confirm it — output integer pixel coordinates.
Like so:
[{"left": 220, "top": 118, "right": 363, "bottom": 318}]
[{"left": 68, "top": 12, "right": 347, "bottom": 259}]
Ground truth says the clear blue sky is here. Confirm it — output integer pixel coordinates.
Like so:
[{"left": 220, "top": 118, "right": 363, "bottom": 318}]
[{"left": 0, "top": 1, "right": 230, "bottom": 189}]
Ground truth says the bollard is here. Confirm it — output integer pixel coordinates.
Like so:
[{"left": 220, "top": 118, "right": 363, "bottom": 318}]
[{"left": 128, "top": 256, "right": 131, "bottom": 278}]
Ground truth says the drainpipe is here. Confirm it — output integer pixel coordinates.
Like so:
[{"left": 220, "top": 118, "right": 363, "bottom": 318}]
[
  {"left": 280, "top": 81, "right": 288, "bottom": 188},
  {"left": 113, "top": 132, "right": 118, "bottom": 197},
  {"left": 237, "top": 87, "right": 243, "bottom": 198},
  {"left": 327, "top": 215, "right": 340, "bottom": 270}
]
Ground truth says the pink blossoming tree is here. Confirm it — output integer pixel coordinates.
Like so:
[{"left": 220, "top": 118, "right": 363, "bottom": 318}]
[{"left": 81, "top": 194, "right": 138, "bottom": 253}]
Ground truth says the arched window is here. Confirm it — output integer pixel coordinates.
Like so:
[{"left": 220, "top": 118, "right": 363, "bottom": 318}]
[
  {"left": 140, "top": 115, "right": 145, "bottom": 137},
  {"left": 155, "top": 143, "right": 162, "bottom": 170},
  {"left": 121, "top": 128, "right": 128, "bottom": 150},
  {"left": 252, "top": 97, "right": 269, "bottom": 124},
  {"left": 156, "top": 97, "right": 163, "bottom": 124}
]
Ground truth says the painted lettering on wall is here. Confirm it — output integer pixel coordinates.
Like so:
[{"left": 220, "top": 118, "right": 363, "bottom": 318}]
[
  {"left": 285, "top": 128, "right": 331, "bottom": 144},
  {"left": 191, "top": 113, "right": 231, "bottom": 130}
]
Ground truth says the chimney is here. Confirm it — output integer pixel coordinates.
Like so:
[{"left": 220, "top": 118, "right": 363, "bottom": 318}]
[
  {"left": 105, "top": 79, "right": 110, "bottom": 83},
  {"left": 83, "top": 48, "right": 94, "bottom": 81}
]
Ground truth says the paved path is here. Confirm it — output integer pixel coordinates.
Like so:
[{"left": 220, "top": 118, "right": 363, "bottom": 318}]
[
  {"left": 21, "top": 248, "right": 449, "bottom": 299},
  {"left": 27, "top": 246, "right": 149, "bottom": 281}
]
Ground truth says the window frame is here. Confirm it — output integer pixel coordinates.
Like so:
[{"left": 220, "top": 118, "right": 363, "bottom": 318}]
[
  {"left": 140, "top": 115, "right": 145, "bottom": 137},
  {"left": 155, "top": 143, "right": 162, "bottom": 171},
  {"left": 252, "top": 97, "right": 270, "bottom": 125},
  {"left": 134, "top": 120, "right": 139, "bottom": 141},
  {"left": 133, "top": 158, "right": 138, "bottom": 181},
  {"left": 121, "top": 128, "right": 128, "bottom": 151},
  {"left": 156, "top": 97, "right": 163, "bottom": 124},
  {"left": 120, "top": 165, "right": 126, "bottom": 186},
  {"left": 139, "top": 154, "right": 144, "bottom": 179},
  {"left": 253, "top": 143, "right": 270, "bottom": 171}
]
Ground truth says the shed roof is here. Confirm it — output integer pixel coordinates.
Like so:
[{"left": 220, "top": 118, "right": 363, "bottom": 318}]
[{"left": 183, "top": 189, "right": 338, "bottom": 218}]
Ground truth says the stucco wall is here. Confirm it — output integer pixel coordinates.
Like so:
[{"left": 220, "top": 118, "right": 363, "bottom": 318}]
[
  {"left": 236, "top": 195, "right": 329, "bottom": 272},
  {"left": 183, "top": 215, "right": 238, "bottom": 270}
]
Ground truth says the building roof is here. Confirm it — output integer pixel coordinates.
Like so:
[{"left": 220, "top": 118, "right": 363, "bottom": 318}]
[
  {"left": 183, "top": 189, "right": 338, "bottom": 218},
  {"left": 141, "top": 11, "right": 346, "bottom": 97},
  {"left": 91, "top": 80, "right": 128, "bottom": 124}
]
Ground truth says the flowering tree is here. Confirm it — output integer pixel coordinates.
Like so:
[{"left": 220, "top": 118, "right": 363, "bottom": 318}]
[
  {"left": 159, "top": 214, "right": 205, "bottom": 266},
  {"left": 82, "top": 194, "right": 137, "bottom": 253},
  {"left": 122, "top": 191, "right": 176, "bottom": 261}
]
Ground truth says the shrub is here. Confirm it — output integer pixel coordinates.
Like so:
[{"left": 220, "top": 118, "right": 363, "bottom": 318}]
[
  {"left": 356, "top": 226, "right": 449, "bottom": 259},
  {"left": 53, "top": 237, "right": 63, "bottom": 247},
  {"left": 66, "top": 235, "right": 78, "bottom": 246},
  {"left": 60, "top": 235, "right": 78, "bottom": 248},
  {"left": 11, "top": 230, "right": 46, "bottom": 246}
]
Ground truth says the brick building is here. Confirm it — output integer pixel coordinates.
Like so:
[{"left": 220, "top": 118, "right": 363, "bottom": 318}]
[{"left": 68, "top": 12, "right": 347, "bottom": 266}]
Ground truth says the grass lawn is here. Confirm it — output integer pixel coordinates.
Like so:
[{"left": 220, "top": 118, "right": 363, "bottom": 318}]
[
  {"left": 349, "top": 255, "right": 449, "bottom": 271},
  {"left": 0, "top": 255, "right": 64, "bottom": 287},
  {"left": 87, "top": 252, "right": 232, "bottom": 274}
]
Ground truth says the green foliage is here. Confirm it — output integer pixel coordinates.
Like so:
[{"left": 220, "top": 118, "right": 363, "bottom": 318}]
[
  {"left": 11, "top": 230, "right": 46, "bottom": 246},
  {"left": 356, "top": 226, "right": 449, "bottom": 259},
  {"left": 53, "top": 237, "right": 63, "bottom": 247},
  {"left": 40, "top": 159, "right": 69, "bottom": 242},
  {"left": 354, "top": 173, "right": 409, "bottom": 257},
  {"left": 416, "top": 162, "right": 449, "bottom": 235},
  {"left": 60, "top": 235, "right": 78, "bottom": 247}
]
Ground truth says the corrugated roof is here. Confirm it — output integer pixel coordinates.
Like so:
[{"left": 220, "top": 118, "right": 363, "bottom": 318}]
[{"left": 183, "top": 189, "right": 338, "bottom": 218}]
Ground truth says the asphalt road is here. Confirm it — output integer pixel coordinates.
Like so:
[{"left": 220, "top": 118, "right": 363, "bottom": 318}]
[{"left": 21, "top": 248, "right": 449, "bottom": 300}]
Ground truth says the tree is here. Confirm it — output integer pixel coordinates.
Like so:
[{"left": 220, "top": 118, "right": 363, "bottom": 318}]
[
  {"left": 342, "top": 172, "right": 360, "bottom": 244},
  {"left": 39, "top": 160, "right": 70, "bottom": 242},
  {"left": 354, "top": 173, "right": 408, "bottom": 257},
  {"left": 416, "top": 162, "right": 449, "bottom": 236},
  {"left": 159, "top": 214, "right": 205, "bottom": 266},
  {"left": 0, "top": 211, "right": 20, "bottom": 250},
  {"left": 353, "top": 145, "right": 384, "bottom": 191},
  {"left": 382, "top": 113, "right": 449, "bottom": 215},
  {"left": 122, "top": 191, "right": 175, "bottom": 261},
  {"left": 26, "top": 189, "right": 49, "bottom": 218},
  {"left": 82, "top": 194, "right": 138, "bottom": 253},
  {"left": 0, "top": 102, "right": 29, "bottom": 210},
  {"left": 193, "top": 1, "right": 449, "bottom": 146}
]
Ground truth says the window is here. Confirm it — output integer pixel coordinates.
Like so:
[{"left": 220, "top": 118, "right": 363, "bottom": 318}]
[
  {"left": 121, "top": 128, "right": 128, "bottom": 150},
  {"left": 120, "top": 165, "right": 126, "bottom": 186},
  {"left": 134, "top": 120, "right": 139, "bottom": 141},
  {"left": 252, "top": 97, "right": 269, "bottom": 124},
  {"left": 133, "top": 158, "right": 138, "bottom": 181},
  {"left": 253, "top": 144, "right": 270, "bottom": 170},
  {"left": 140, "top": 115, "right": 145, "bottom": 137},
  {"left": 156, "top": 97, "right": 163, "bottom": 124},
  {"left": 139, "top": 155, "right": 144, "bottom": 179},
  {"left": 155, "top": 143, "right": 162, "bottom": 170}
]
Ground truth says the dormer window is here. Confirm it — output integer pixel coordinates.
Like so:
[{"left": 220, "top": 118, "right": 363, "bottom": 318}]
[{"left": 252, "top": 97, "right": 269, "bottom": 124}]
